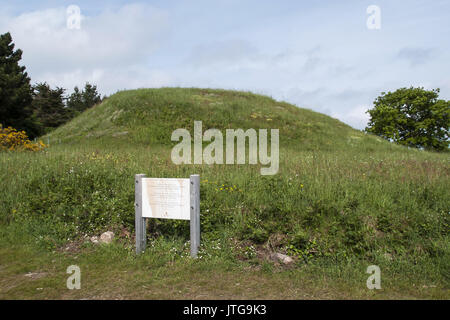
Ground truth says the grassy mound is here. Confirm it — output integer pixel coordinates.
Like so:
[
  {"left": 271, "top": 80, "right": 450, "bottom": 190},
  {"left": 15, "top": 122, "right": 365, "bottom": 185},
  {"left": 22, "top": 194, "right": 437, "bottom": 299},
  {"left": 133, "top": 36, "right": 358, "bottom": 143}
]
[
  {"left": 1, "top": 88, "right": 448, "bottom": 292},
  {"left": 46, "top": 87, "right": 403, "bottom": 152}
]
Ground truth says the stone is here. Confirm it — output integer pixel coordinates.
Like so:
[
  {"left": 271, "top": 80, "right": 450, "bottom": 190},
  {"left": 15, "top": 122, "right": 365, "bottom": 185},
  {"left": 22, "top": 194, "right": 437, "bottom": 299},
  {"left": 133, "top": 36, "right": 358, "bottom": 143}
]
[
  {"left": 99, "top": 231, "right": 114, "bottom": 244},
  {"left": 271, "top": 252, "right": 294, "bottom": 265},
  {"left": 24, "top": 272, "right": 46, "bottom": 280},
  {"left": 90, "top": 236, "right": 99, "bottom": 244}
]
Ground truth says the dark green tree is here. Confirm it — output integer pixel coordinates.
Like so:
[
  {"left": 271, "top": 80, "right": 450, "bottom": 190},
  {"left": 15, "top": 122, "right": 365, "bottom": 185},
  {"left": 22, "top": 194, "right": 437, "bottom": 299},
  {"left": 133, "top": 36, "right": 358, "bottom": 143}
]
[
  {"left": 32, "top": 82, "right": 72, "bottom": 133},
  {"left": 66, "top": 86, "right": 84, "bottom": 112},
  {"left": 365, "top": 87, "right": 449, "bottom": 151},
  {"left": 67, "top": 82, "right": 102, "bottom": 113},
  {"left": 0, "top": 32, "right": 37, "bottom": 136},
  {"left": 82, "top": 82, "right": 102, "bottom": 109}
]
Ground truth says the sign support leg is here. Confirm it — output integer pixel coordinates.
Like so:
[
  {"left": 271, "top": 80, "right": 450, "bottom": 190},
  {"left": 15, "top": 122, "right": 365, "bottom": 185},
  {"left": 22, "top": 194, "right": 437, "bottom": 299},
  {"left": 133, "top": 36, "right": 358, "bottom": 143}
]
[
  {"left": 190, "top": 174, "right": 200, "bottom": 258},
  {"left": 135, "top": 174, "right": 147, "bottom": 254}
]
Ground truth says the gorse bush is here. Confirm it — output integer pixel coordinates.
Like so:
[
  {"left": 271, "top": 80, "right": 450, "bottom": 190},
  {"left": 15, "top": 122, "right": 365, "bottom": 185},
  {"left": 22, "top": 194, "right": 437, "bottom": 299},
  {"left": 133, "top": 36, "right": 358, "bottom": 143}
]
[{"left": 0, "top": 125, "right": 47, "bottom": 151}]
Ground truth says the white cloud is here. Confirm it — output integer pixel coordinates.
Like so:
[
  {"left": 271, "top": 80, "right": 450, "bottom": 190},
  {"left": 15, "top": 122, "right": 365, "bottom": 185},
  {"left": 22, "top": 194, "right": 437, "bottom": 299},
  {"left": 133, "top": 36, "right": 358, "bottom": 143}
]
[{"left": 0, "top": 3, "right": 170, "bottom": 92}]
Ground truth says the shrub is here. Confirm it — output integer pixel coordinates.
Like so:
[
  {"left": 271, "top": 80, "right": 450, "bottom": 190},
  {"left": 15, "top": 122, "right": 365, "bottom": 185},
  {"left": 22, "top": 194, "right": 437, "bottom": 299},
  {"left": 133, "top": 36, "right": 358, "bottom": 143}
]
[{"left": 0, "top": 125, "right": 47, "bottom": 151}]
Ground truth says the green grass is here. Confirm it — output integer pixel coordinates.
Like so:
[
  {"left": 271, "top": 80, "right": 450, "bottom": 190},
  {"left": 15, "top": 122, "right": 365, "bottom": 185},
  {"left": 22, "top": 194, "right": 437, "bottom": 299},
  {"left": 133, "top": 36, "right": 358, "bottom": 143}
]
[{"left": 0, "top": 87, "right": 449, "bottom": 299}]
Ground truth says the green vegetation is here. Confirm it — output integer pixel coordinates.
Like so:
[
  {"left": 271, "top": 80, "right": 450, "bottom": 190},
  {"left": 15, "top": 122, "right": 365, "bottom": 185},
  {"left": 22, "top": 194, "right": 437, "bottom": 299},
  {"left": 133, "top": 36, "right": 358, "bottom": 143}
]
[
  {"left": 1, "top": 88, "right": 449, "bottom": 299},
  {"left": 29, "top": 82, "right": 103, "bottom": 137},
  {"left": 366, "top": 87, "right": 449, "bottom": 152},
  {"left": 66, "top": 83, "right": 102, "bottom": 114},
  {"left": 31, "top": 83, "right": 73, "bottom": 135}
]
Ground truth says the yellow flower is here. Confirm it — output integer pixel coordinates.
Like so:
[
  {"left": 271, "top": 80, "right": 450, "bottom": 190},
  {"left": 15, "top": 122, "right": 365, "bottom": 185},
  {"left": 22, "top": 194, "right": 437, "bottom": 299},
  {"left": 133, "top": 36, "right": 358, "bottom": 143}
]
[{"left": 0, "top": 125, "right": 47, "bottom": 151}]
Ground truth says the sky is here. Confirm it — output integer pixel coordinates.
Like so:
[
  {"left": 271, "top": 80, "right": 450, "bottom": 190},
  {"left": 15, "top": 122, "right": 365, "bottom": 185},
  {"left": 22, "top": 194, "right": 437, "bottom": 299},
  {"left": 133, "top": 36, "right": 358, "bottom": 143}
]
[{"left": 1, "top": 0, "right": 449, "bottom": 130}]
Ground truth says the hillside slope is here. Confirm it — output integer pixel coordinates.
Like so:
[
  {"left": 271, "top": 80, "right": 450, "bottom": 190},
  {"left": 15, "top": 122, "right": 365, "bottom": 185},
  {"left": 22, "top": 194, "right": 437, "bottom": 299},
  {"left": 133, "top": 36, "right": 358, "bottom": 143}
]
[{"left": 46, "top": 87, "right": 401, "bottom": 153}]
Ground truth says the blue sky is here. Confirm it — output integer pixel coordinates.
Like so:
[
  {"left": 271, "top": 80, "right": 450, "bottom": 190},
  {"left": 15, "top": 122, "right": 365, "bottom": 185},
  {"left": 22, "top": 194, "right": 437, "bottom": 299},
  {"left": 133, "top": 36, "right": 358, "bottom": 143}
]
[{"left": 1, "top": 0, "right": 449, "bottom": 129}]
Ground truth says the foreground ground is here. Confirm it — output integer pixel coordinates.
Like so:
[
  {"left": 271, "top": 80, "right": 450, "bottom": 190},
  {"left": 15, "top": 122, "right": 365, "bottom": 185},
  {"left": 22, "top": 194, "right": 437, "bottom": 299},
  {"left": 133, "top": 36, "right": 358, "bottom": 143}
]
[{"left": 0, "top": 223, "right": 447, "bottom": 300}]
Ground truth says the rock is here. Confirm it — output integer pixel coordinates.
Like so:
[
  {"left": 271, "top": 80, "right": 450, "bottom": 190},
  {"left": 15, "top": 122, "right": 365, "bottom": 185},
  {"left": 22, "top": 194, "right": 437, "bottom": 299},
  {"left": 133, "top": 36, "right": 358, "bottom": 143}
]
[
  {"left": 90, "top": 236, "right": 99, "bottom": 244},
  {"left": 270, "top": 252, "right": 294, "bottom": 265},
  {"left": 24, "top": 272, "right": 47, "bottom": 280},
  {"left": 99, "top": 231, "right": 114, "bottom": 244}
]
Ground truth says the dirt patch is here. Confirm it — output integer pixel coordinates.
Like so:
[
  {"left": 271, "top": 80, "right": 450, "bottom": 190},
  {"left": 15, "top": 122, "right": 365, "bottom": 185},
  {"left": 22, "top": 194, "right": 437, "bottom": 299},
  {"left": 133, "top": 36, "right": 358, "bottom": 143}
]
[{"left": 57, "top": 240, "right": 84, "bottom": 255}]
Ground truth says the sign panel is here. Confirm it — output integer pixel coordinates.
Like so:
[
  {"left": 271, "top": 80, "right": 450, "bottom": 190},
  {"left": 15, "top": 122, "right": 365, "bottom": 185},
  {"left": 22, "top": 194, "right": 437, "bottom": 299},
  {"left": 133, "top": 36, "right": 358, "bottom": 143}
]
[{"left": 141, "top": 178, "right": 190, "bottom": 220}]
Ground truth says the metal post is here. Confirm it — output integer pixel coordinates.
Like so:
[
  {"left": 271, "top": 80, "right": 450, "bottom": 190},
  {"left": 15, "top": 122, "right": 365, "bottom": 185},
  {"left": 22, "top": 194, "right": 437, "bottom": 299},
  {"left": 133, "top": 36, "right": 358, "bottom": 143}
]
[
  {"left": 135, "top": 174, "right": 146, "bottom": 254},
  {"left": 190, "top": 174, "right": 200, "bottom": 258}
]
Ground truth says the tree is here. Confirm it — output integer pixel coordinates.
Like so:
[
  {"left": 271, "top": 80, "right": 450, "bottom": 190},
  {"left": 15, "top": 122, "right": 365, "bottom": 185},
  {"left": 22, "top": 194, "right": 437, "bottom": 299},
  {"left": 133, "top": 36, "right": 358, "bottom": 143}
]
[
  {"left": 66, "top": 86, "right": 84, "bottom": 112},
  {"left": 82, "top": 82, "right": 102, "bottom": 109},
  {"left": 31, "top": 82, "right": 72, "bottom": 134},
  {"left": 67, "top": 82, "right": 102, "bottom": 113},
  {"left": 365, "top": 87, "right": 449, "bottom": 151},
  {"left": 0, "top": 32, "right": 37, "bottom": 136}
]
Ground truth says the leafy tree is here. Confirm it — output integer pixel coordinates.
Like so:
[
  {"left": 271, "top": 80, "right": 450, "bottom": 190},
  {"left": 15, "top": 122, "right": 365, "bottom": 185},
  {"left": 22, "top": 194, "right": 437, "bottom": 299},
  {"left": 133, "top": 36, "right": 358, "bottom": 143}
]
[
  {"left": 365, "top": 87, "right": 449, "bottom": 151},
  {"left": 67, "top": 82, "right": 102, "bottom": 113},
  {"left": 0, "top": 32, "right": 37, "bottom": 136},
  {"left": 32, "top": 82, "right": 72, "bottom": 134}
]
